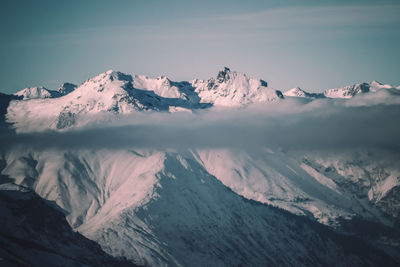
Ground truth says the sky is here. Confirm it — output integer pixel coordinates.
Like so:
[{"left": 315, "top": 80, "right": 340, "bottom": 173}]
[{"left": 0, "top": 0, "right": 399, "bottom": 94}]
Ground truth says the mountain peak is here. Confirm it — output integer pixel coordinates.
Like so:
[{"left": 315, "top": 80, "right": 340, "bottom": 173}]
[
  {"left": 370, "top": 80, "right": 394, "bottom": 90},
  {"left": 283, "top": 87, "right": 325, "bottom": 99},
  {"left": 192, "top": 68, "right": 281, "bottom": 106},
  {"left": 15, "top": 86, "right": 61, "bottom": 100},
  {"left": 57, "top": 83, "right": 77, "bottom": 95},
  {"left": 284, "top": 80, "right": 398, "bottom": 99},
  {"left": 156, "top": 75, "right": 171, "bottom": 87},
  {"left": 83, "top": 70, "right": 132, "bottom": 88},
  {"left": 284, "top": 87, "right": 306, "bottom": 97},
  {"left": 104, "top": 69, "right": 115, "bottom": 75},
  {"left": 6, "top": 68, "right": 400, "bottom": 133},
  {"left": 324, "top": 82, "right": 370, "bottom": 99},
  {"left": 371, "top": 80, "right": 383, "bottom": 85},
  {"left": 322, "top": 80, "right": 398, "bottom": 99},
  {"left": 216, "top": 67, "right": 231, "bottom": 83}
]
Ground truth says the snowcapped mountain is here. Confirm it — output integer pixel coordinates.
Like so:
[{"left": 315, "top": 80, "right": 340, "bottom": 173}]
[
  {"left": 6, "top": 68, "right": 284, "bottom": 131},
  {"left": 7, "top": 70, "right": 196, "bottom": 131},
  {"left": 324, "top": 81, "right": 399, "bottom": 99},
  {"left": 57, "top": 82, "right": 77, "bottom": 95},
  {"left": 15, "top": 83, "right": 77, "bottom": 100},
  {"left": 369, "top": 80, "right": 395, "bottom": 90},
  {"left": 283, "top": 87, "right": 325, "bottom": 99},
  {"left": 10, "top": 70, "right": 398, "bottom": 106},
  {"left": 324, "top": 82, "right": 372, "bottom": 98},
  {"left": 283, "top": 81, "right": 398, "bottom": 99},
  {"left": 15, "top": 86, "right": 62, "bottom": 100},
  {"left": 191, "top": 67, "right": 283, "bottom": 106},
  {"left": 1, "top": 68, "right": 400, "bottom": 266}
]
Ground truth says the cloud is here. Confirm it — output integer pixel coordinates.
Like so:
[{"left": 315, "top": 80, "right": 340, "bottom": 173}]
[{"left": 1, "top": 92, "right": 400, "bottom": 152}]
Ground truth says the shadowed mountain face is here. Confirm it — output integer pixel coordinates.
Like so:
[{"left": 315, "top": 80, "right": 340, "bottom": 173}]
[
  {"left": 0, "top": 93, "right": 21, "bottom": 121},
  {"left": 0, "top": 187, "right": 137, "bottom": 266},
  {"left": 0, "top": 93, "right": 22, "bottom": 134}
]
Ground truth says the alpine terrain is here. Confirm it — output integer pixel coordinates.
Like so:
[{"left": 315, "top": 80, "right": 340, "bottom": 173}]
[{"left": 1, "top": 67, "right": 400, "bottom": 266}]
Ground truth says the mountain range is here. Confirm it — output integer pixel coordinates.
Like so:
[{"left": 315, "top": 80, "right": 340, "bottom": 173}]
[
  {"left": 283, "top": 80, "right": 396, "bottom": 99},
  {"left": 1, "top": 68, "right": 400, "bottom": 266}
]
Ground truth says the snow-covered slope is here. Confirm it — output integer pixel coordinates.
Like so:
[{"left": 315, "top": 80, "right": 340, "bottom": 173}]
[
  {"left": 8, "top": 70, "right": 397, "bottom": 132},
  {"left": 6, "top": 70, "right": 204, "bottom": 131},
  {"left": 192, "top": 149, "right": 400, "bottom": 226},
  {"left": 191, "top": 67, "right": 283, "bottom": 106},
  {"left": 284, "top": 87, "right": 325, "bottom": 99},
  {"left": 369, "top": 80, "right": 396, "bottom": 90},
  {"left": 6, "top": 68, "right": 286, "bottom": 131},
  {"left": 300, "top": 150, "right": 400, "bottom": 221},
  {"left": 14, "top": 83, "right": 77, "bottom": 100},
  {"left": 15, "top": 86, "right": 62, "bottom": 100},
  {"left": 0, "top": 148, "right": 397, "bottom": 266},
  {"left": 324, "top": 81, "right": 397, "bottom": 99},
  {"left": 283, "top": 81, "right": 397, "bottom": 99},
  {"left": 324, "top": 83, "right": 371, "bottom": 98}
]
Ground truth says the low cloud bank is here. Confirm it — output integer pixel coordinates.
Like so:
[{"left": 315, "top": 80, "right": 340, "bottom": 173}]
[{"left": 1, "top": 93, "right": 400, "bottom": 151}]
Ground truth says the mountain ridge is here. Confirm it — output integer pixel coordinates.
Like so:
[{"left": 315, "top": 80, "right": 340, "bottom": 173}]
[
  {"left": 5, "top": 68, "right": 399, "bottom": 132},
  {"left": 1, "top": 68, "right": 400, "bottom": 266},
  {"left": 284, "top": 80, "right": 398, "bottom": 99},
  {"left": 1, "top": 148, "right": 399, "bottom": 266},
  {"left": 10, "top": 68, "right": 398, "bottom": 102}
]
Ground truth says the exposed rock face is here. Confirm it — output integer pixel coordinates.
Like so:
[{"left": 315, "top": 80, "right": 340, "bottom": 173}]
[
  {"left": 57, "top": 82, "right": 77, "bottom": 95},
  {"left": 56, "top": 111, "right": 76, "bottom": 129},
  {"left": 0, "top": 188, "right": 136, "bottom": 266}
]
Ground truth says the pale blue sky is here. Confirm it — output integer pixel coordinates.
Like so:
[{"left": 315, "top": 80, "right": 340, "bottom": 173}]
[{"left": 1, "top": 0, "right": 399, "bottom": 93}]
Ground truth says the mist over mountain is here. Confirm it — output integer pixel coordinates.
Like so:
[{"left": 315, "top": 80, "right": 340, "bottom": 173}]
[{"left": 1, "top": 68, "right": 400, "bottom": 266}]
